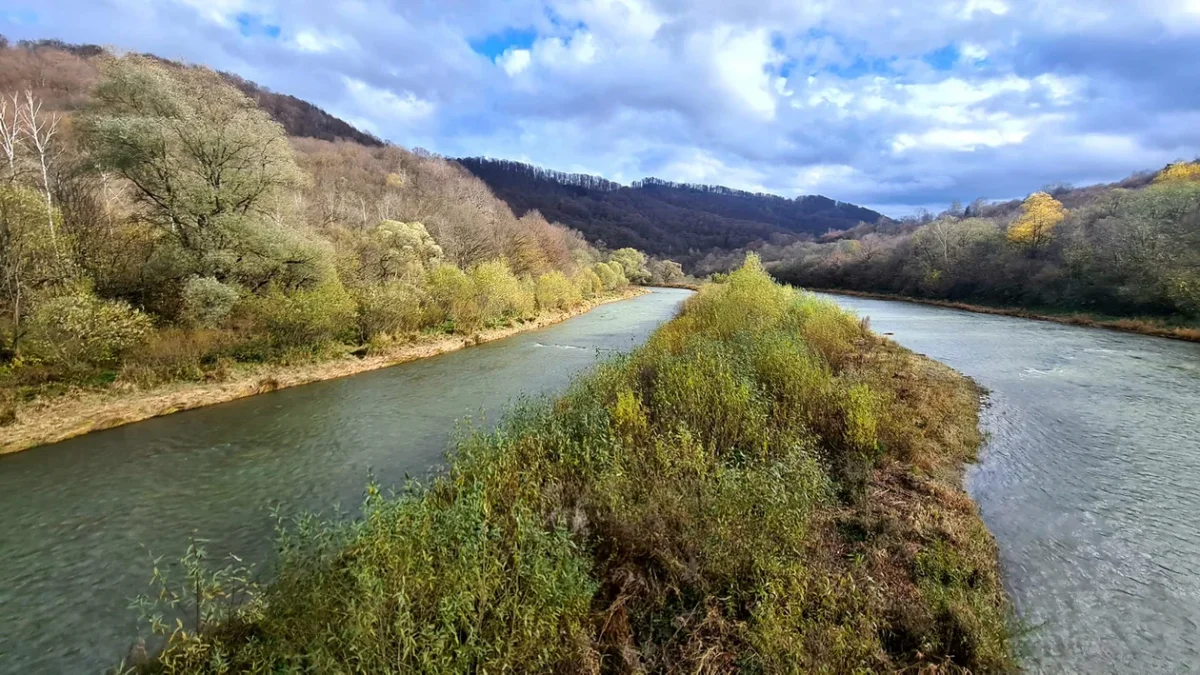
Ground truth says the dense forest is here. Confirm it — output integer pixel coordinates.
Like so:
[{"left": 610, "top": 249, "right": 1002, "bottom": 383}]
[
  {"left": 457, "top": 157, "right": 884, "bottom": 265},
  {"left": 0, "top": 41, "right": 677, "bottom": 422},
  {"left": 760, "top": 169, "right": 1200, "bottom": 324}
]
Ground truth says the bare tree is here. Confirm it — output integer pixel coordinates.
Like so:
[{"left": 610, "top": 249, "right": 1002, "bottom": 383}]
[
  {"left": 17, "top": 90, "right": 60, "bottom": 252},
  {"left": 0, "top": 93, "right": 19, "bottom": 181}
]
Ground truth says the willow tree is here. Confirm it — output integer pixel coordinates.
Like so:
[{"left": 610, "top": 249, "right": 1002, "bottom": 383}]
[
  {"left": 1007, "top": 192, "right": 1066, "bottom": 253},
  {"left": 79, "top": 55, "right": 311, "bottom": 289}
]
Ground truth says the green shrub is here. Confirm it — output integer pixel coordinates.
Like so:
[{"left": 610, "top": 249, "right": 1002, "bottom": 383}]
[
  {"left": 424, "top": 264, "right": 481, "bottom": 332},
  {"left": 355, "top": 281, "right": 425, "bottom": 339},
  {"left": 241, "top": 281, "right": 356, "bottom": 350},
  {"left": 592, "top": 261, "right": 627, "bottom": 291},
  {"left": 180, "top": 276, "right": 240, "bottom": 328},
  {"left": 470, "top": 260, "right": 534, "bottom": 325},
  {"left": 573, "top": 267, "right": 604, "bottom": 299},
  {"left": 25, "top": 290, "right": 154, "bottom": 367},
  {"left": 534, "top": 271, "right": 581, "bottom": 312}
]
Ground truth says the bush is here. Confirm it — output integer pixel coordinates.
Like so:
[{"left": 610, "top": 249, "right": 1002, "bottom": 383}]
[
  {"left": 240, "top": 281, "right": 356, "bottom": 350},
  {"left": 592, "top": 261, "right": 627, "bottom": 291},
  {"left": 355, "top": 281, "right": 425, "bottom": 340},
  {"left": 25, "top": 290, "right": 154, "bottom": 367},
  {"left": 180, "top": 276, "right": 240, "bottom": 328},
  {"left": 534, "top": 271, "right": 581, "bottom": 312},
  {"left": 573, "top": 267, "right": 604, "bottom": 299},
  {"left": 469, "top": 260, "right": 534, "bottom": 325},
  {"left": 424, "top": 264, "right": 481, "bottom": 332}
]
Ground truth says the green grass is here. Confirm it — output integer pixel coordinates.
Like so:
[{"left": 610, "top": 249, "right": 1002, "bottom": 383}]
[{"left": 129, "top": 255, "right": 1014, "bottom": 673}]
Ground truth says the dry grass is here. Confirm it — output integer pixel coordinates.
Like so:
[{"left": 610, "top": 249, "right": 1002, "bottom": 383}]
[
  {"left": 0, "top": 288, "right": 647, "bottom": 455},
  {"left": 816, "top": 288, "right": 1200, "bottom": 342}
]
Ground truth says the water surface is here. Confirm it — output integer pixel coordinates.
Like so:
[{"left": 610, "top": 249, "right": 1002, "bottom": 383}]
[
  {"left": 828, "top": 295, "right": 1200, "bottom": 674},
  {"left": 0, "top": 289, "right": 691, "bottom": 673}
]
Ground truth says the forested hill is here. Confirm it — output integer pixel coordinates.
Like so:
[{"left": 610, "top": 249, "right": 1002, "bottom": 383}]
[
  {"left": 457, "top": 157, "right": 885, "bottom": 262},
  {"left": 0, "top": 37, "right": 383, "bottom": 146}
]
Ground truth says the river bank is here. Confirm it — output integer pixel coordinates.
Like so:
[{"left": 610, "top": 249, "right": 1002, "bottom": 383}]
[
  {"left": 139, "top": 259, "right": 1012, "bottom": 672},
  {"left": 0, "top": 288, "right": 648, "bottom": 456},
  {"left": 810, "top": 287, "right": 1200, "bottom": 342}
]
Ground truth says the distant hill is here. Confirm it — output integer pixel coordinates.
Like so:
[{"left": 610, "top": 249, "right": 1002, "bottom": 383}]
[{"left": 456, "top": 158, "right": 885, "bottom": 263}]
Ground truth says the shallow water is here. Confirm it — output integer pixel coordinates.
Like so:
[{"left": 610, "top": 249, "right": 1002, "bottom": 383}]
[
  {"left": 0, "top": 289, "right": 692, "bottom": 673},
  {"left": 827, "top": 295, "right": 1200, "bottom": 674}
]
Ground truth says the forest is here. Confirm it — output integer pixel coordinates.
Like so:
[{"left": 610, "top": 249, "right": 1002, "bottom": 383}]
[
  {"left": 457, "top": 157, "right": 883, "bottom": 264},
  {"left": 0, "top": 41, "right": 680, "bottom": 425},
  {"left": 760, "top": 169, "right": 1200, "bottom": 325}
]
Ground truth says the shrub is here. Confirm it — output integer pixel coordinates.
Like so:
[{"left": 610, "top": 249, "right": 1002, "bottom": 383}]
[
  {"left": 25, "top": 290, "right": 154, "bottom": 367},
  {"left": 355, "top": 281, "right": 425, "bottom": 340},
  {"left": 592, "top": 261, "right": 627, "bottom": 291},
  {"left": 424, "top": 264, "right": 481, "bottom": 332},
  {"left": 573, "top": 267, "right": 604, "bottom": 299},
  {"left": 469, "top": 260, "right": 534, "bottom": 325},
  {"left": 241, "top": 281, "right": 356, "bottom": 350},
  {"left": 180, "top": 276, "right": 240, "bottom": 328},
  {"left": 534, "top": 271, "right": 581, "bottom": 312}
]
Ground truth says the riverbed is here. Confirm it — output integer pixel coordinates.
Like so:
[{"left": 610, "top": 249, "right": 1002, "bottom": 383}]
[
  {"left": 0, "top": 288, "right": 692, "bottom": 673},
  {"left": 828, "top": 294, "right": 1200, "bottom": 674}
]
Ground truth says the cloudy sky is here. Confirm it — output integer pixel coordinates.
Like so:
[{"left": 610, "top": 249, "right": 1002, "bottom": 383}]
[{"left": 2, "top": 0, "right": 1199, "bottom": 215}]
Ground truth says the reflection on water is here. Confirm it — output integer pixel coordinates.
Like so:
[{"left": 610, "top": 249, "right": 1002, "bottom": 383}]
[
  {"left": 828, "top": 295, "right": 1200, "bottom": 674},
  {"left": 0, "top": 289, "right": 691, "bottom": 673}
]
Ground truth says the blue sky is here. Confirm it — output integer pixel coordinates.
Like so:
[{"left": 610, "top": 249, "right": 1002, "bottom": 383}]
[{"left": 2, "top": 0, "right": 1199, "bottom": 215}]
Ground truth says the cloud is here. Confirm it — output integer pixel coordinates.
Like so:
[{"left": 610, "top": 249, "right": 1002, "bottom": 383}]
[{"left": 2, "top": 0, "right": 1198, "bottom": 216}]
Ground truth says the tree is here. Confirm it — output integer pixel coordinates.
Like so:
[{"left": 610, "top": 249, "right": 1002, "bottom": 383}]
[
  {"left": 81, "top": 55, "right": 303, "bottom": 284},
  {"left": 1007, "top": 192, "right": 1066, "bottom": 251},
  {"left": 358, "top": 220, "right": 443, "bottom": 283},
  {"left": 0, "top": 184, "right": 64, "bottom": 355},
  {"left": 1155, "top": 161, "right": 1200, "bottom": 183},
  {"left": 610, "top": 247, "right": 650, "bottom": 284}
]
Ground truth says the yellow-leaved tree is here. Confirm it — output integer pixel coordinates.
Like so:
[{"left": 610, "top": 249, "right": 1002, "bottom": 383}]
[
  {"left": 1007, "top": 191, "right": 1066, "bottom": 252},
  {"left": 1155, "top": 161, "right": 1200, "bottom": 183}
]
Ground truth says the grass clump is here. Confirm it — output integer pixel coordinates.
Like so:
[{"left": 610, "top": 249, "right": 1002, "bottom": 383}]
[{"left": 134, "top": 254, "right": 1014, "bottom": 673}]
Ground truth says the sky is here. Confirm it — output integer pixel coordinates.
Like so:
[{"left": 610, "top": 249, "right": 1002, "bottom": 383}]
[{"left": 2, "top": 0, "right": 1199, "bottom": 216}]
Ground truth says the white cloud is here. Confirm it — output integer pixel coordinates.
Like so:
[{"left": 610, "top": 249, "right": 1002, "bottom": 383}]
[
  {"left": 342, "top": 77, "right": 436, "bottom": 123},
  {"left": 497, "top": 48, "right": 532, "bottom": 76},
  {"left": 291, "top": 29, "right": 349, "bottom": 53}
]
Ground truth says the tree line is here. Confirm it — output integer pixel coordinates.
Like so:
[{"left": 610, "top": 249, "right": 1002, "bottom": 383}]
[
  {"left": 0, "top": 47, "right": 679, "bottom": 417},
  {"left": 457, "top": 157, "right": 884, "bottom": 265},
  {"left": 765, "top": 172, "right": 1200, "bottom": 322}
]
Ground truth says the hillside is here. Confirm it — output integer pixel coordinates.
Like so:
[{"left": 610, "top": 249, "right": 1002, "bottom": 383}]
[
  {"left": 762, "top": 165, "right": 1200, "bottom": 326},
  {"left": 457, "top": 157, "right": 885, "bottom": 265},
  {"left": 0, "top": 37, "right": 382, "bottom": 145}
]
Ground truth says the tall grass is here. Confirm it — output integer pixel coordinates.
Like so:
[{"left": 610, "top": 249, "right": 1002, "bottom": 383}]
[{"left": 134, "top": 255, "right": 1014, "bottom": 673}]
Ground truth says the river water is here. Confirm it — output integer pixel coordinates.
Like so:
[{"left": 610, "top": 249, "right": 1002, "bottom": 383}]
[
  {"left": 0, "top": 289, "right": 692, "bottom": 673},
  {"left": 828, "top": 295, "right": 1200, "bottom": 674}
]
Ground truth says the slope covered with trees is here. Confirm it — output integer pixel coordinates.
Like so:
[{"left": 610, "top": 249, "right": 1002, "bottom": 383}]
[
  {"left": 0, "top": 45, "right": 667, "bottom": 429},
  {"left": 457, "top": 157, "right": 884, "bottom": 266},
  {"left": 764, "top": 171, "right": 1200, "bottom": 327}
]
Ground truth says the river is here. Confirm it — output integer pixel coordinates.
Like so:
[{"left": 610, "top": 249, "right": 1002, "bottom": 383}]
[
  {"left": 0, "top": 288, "right": 692, "bottom": 673},
  {"left": 828, "top": 295, "right": 1200, "bottom": 674},
  {"left": 2, "top": 289, "right": 1198, "bottom": 673}
]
